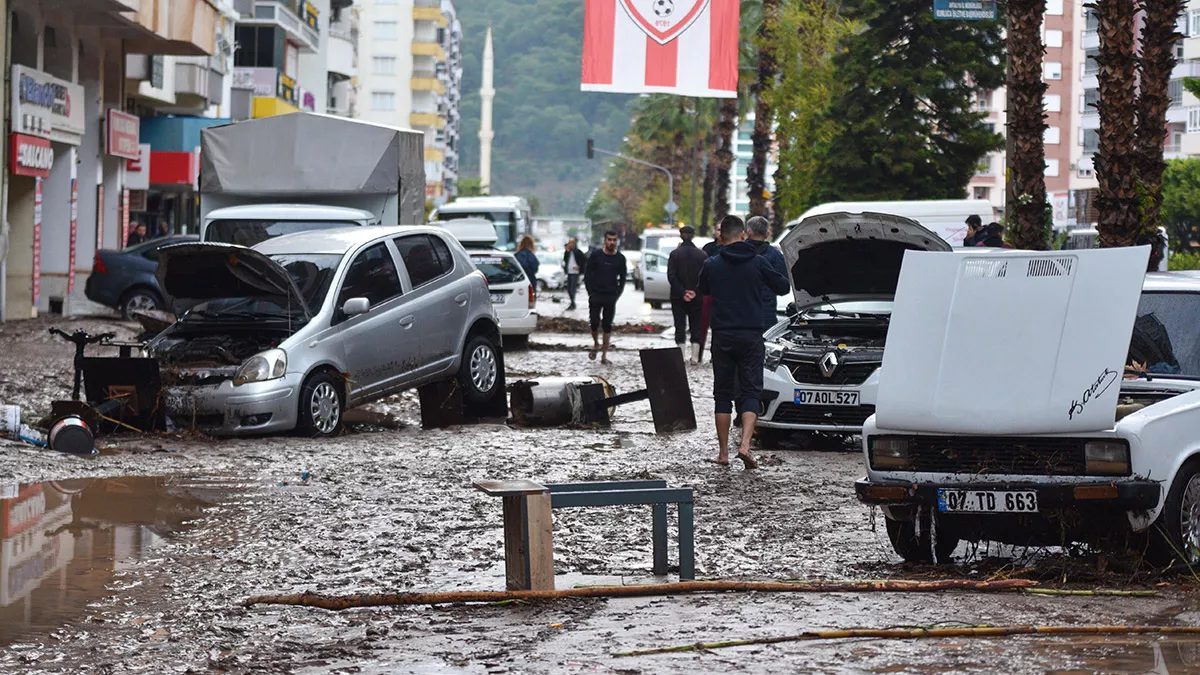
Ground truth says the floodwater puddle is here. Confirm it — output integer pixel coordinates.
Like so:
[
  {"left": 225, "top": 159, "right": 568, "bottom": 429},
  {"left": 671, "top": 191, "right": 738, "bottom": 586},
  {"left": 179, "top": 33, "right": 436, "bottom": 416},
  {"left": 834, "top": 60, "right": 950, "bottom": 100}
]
[{"left": 0, "top": 475, "right": 241, "bottom": 649}]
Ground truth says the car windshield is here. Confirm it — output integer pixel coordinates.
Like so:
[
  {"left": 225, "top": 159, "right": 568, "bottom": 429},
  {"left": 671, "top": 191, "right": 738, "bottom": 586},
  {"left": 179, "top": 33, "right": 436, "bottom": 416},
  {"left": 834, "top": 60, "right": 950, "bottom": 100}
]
[
  {"left": 802, "top": 300, "right": 894, "bottom": 318},
  {"left": 206, "top": 220, "right": 359, "bottom": 247},
  {"left": 471, "top": 254, "right": 526, "bottom": 284},
  {"left": 536, "top": 252, "right": 559, "bottom": 265},
  {"left": 438, "top": 211, "right": 517, "bottom": 250},
  {"left": 1128, "top": 292, "right": 1200, "bottom": 377},
  {"left": 183, "top": 253, "right": 343, "bottom": 321}
]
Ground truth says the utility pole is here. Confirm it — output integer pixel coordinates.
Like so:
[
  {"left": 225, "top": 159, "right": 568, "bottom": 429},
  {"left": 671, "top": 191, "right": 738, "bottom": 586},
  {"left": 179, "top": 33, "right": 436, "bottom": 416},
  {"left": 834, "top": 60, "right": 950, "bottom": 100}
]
[
  {"left": 587, "top": 139, "right": 676, "bottom": 224},
  {"left": 479, "top": 26, "right": 495, "bottom": 196}
]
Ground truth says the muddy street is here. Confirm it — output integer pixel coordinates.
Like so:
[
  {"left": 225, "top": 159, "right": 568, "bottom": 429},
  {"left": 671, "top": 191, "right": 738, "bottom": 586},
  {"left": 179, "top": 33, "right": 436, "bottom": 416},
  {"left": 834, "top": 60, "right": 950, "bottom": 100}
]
[{"left": 1, "top": 316, "right": 1199, "bottom": 673}]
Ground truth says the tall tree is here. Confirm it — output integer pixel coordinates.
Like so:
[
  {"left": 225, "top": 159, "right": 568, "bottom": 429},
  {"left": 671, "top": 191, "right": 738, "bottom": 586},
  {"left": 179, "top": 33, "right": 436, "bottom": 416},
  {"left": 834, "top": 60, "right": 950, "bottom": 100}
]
[
  {"left": 746, "top": 0, "right": 781, "bottom": 218},
  {"left": 1135, "top": 0, "right": 1185, "bottom": 248},
  {"left": 711, "top": 0, "right": 763, "bottom": 225},
  {"left": 810, "top": 0, "right": 1005, "bottom": 203},
  {"left": 1091, "top": 0, "right": 1141, "bottom": 249},
  {"left": 1006, "top": 0, "right": 1050, "bottom": 250}
]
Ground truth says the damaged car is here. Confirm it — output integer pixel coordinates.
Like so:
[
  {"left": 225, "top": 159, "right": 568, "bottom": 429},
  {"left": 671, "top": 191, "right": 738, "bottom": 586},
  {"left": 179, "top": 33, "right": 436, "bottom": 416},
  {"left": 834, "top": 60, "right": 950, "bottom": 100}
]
[
  {"left": 858, "top": 247, "right": 1200, "bottom": 564},
  {"left": 756, "top": 213, "right": 952, "bottom": 446},
  {"left": 149, "top": 226, "right": 502, "bottom": 437}
]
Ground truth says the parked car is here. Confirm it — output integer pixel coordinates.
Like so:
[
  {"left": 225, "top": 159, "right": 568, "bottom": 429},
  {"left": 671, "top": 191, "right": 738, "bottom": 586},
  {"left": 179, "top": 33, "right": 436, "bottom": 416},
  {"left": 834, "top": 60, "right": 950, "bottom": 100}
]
[
  {"left": 470, "top": 250, "right": 537, "bottom": 348},
  {"left": 857, "top": 246, "right": 1200, "bottom": 565},
  {"left": 625, "top": 250, "right": 643, "bottom": 290},
  {"left": 535, "top": 251, "right": 566, "bottom": 291},
  {"left": 149, "top": 226, "right": 503, "bottom": 437},
  {"left": 85, "top": 235, "right": 199, "bottom": 319},
  {"left": 641, "top": 238, "right": 712, "bottom": 309},
  {"left": 756, "top": 213, "right": 952, "bottom": 446}
]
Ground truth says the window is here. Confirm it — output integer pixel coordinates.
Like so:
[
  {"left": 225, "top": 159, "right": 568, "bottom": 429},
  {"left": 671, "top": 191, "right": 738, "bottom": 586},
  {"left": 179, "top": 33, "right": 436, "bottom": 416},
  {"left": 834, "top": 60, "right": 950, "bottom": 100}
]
[
  {"left": 1045, "top": 159, "right": 1060, "bottom": 177},
  {"left": 1082, "top": 129, "right": 1100, "bottom": 153},
  {"left": 1045, "top": 29, "right": 1063, "bottom": 48},
  {"left": 337, "top": 243, "right": 403, "bottom": 312},
  {"left": 1046, "top": 0, "right": 1063, "bottom": 14},
  {"left": 972, "top": 186, "right": 991, "bottom": 201},
  {"left": 395, "top": 234, "right": 451, "bottom": 287},
  {"left": 374, "top": 20, "right": 398, "bottom": 40},
  {"left": 372, "top": 56, "right": 396, "bottom": 75},
  {"left": 470, "top": 254, "right": 525, "bottom": 284},
  {"left": 1045, "top": 94, "right": 1062, "bottom": 112},
  {"left": 1044, "top": 126, "right": 1061, "bottom": 145},
  {"left": 1170, "top": 79, "right": 1184, "bottom": 105},
  {"left": 1191, "top": 9, "right": 1200, "bottom": 37},
  {"left": 1084, "top": 88, "right": 1099, "bottom": 109},
  {"left": 372, "top": 91, "right": 396, "bottom": 111},
  {"left": 285, "top": 43, "right": 299, "bottom": 77},
  {"left": 430, "top": 234, "right": 455, "bottom": 273},
  {"left": 1085, "top": 48, "right": 1099, "bottom": 75},
  {"left": 1188, "top": 107, "right": 1200, "bottom": 134},
  {"left": 1044, "top": 62, "right": 1063, "bottom": 80}
]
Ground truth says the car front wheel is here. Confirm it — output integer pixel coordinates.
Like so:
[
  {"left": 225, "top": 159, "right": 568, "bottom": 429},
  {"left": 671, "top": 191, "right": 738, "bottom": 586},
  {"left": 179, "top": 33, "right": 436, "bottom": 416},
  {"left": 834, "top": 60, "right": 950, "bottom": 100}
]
[
  {"left": 885, "top": 509, "right": 959, "bottom": 564},
  {"left": 120, "top": 288, "right": 164, "bottom": 320},
  {"left": 297, "top": 371, "right": 344, "bottom": 438},
  {"left": 459, "top": 335, "right": 500, "bottom": 406},
  {"left": 1154, "top": 459, "right": 1200, "bottom": 565}
]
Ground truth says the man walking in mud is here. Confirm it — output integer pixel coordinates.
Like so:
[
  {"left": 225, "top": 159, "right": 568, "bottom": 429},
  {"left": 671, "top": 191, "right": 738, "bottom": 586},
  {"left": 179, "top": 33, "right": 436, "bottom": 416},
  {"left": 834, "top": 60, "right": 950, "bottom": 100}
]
[
  {"left": 697, "top": 216, "right": 790, "bottom": 468},
  {"left": 584, "top": 230, "right": 626, "bottom": 364}
]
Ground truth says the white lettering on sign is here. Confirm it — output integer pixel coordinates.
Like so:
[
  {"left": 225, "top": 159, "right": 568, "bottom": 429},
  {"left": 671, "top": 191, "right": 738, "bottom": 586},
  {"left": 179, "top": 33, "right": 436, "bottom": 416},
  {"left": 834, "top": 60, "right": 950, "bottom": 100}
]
[{"left": 17, "top": 142, "right": 53, "bottom": 170}]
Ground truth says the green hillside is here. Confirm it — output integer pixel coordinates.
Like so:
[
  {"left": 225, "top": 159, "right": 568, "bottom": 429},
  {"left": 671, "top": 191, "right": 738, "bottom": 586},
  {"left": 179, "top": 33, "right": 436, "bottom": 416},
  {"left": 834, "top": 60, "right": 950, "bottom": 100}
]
[{"left": 453, "top": 0, "right": 635, "bottom": 214}]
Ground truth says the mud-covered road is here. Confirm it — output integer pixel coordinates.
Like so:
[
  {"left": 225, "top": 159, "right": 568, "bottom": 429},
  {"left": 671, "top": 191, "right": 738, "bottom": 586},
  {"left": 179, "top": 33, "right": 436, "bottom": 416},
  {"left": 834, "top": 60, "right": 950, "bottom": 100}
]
[{"left": 2, "top": 313, "right": 1199, "bottom": 673}]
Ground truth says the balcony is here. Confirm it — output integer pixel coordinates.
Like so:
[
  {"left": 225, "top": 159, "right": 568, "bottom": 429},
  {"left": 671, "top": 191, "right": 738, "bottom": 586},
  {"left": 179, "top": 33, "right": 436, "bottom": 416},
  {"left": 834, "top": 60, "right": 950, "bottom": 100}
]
[
  {"left": 175, "top": 60, "right": 225, "bottom": 106},
  {"left": 91, "top": 0, "right": 218, "bottom": 55},
  {"left": 413, "top": 5, "right": 448, "bottom": 27},
  {"left": 1081, "top": 30, "right": 1099, "bottom": 50},
  {"left": 425, "top": 147, "right": 445, "bottom": 162},
  {"left": 1186, "top": 35, "right": 1200, "bottom": 62},
  {"left": 328, "top": 21, "right": 356, "bottom": 77},
  {"left": 410, "top": 112, "right": 445, "bottom": 129},
  {"left": 411, "top": 77, "right": 445, "bottom": 95},
  {"left": 412, "top": 41, "right": 447, "bottom": 62},
  {"left": 241, "top": 0, "right": 320, "bottom": 53}
]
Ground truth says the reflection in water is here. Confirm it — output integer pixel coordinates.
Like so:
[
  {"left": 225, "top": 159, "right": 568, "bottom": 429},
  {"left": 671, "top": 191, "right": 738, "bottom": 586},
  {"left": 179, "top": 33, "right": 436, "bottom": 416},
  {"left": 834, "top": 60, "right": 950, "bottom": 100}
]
[{"left": 0, "top": 476, "right": 226, "bottom": 648}]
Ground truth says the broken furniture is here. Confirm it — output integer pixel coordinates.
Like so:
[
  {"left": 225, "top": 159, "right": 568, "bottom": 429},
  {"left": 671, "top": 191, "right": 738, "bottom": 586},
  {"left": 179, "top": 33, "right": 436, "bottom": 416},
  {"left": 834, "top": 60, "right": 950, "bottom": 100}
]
[
  {"left": 49, "top": 328, "right": 165, "bottom": 435},
  {"left": 473, "top": 478, "right": 695, "bottom": 591},
  {"left": 508, "top": 347, "right": 697, "bottom": 433}
]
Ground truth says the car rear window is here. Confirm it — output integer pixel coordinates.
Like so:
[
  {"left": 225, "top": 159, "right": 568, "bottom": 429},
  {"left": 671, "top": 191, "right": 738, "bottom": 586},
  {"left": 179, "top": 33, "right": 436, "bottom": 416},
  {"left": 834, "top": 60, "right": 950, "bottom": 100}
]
[{"left": 471, "top": 255, "right": 525, "bottom": 285}]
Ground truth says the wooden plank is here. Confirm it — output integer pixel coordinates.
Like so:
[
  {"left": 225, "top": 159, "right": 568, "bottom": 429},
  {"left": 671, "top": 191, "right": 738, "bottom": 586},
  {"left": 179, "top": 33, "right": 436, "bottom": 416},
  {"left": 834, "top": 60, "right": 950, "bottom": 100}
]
[
  {"left": 502, "top": 495, "right": 529, "bottom": 591},
  {"left": 524, "top": 492, "right": 556, "bottom": 590},
  {"left": 640, "top": 348, "right": 697, "bottom": 433},
  {"left": 474, "top": 479, "right": 549, "bottom": 496}
]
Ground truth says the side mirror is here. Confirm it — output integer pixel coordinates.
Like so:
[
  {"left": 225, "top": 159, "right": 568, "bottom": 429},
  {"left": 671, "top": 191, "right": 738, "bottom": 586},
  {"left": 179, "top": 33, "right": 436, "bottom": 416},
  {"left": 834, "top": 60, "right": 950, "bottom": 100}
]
[{"left": 342, "top": 297, "right": 370, "bottom": 317}]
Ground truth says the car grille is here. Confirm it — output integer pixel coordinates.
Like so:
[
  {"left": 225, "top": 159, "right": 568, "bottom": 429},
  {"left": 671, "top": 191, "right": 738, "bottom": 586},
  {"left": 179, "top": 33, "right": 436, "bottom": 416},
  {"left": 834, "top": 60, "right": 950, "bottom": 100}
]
[
  {"left": 771, "top": 403, "right": 875, "bottom": 427},
  {"left": 897, "top": 436, "right": 1089, "bottom": 475},
  {"left": 783, "top": 358, "right": 879, "bottom": 385}
]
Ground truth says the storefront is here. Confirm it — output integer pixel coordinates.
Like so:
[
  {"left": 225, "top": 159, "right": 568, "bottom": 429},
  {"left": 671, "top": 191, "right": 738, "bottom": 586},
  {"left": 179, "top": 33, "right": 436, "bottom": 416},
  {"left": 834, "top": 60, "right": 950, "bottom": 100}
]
[{"left": 135, "top": 116, "right": 230, "bottom": 236}]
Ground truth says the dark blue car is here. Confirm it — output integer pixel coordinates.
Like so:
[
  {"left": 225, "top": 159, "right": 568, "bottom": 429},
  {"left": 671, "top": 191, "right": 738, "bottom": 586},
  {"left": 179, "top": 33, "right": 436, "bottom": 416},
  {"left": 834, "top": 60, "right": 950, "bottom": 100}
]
[{"left": 85, "top": 235, "right": 198, "bottom": 319}]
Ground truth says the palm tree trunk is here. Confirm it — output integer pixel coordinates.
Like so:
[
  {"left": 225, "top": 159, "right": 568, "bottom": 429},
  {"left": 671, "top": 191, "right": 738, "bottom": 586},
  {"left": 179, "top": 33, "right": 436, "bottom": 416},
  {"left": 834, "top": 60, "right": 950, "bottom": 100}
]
[
  {"left": 713, "top": 98, "right": 738, "bottom": 222},
  {"left": 1136, "top": 0, "right": 1184, "bottom": 261},
  {"left": 1094, "top": 0, "right": 1141, "bottom": 249},
  {"left": 747, "top": 0, "right": 780, "bottom": 218},
  {"left": 1006, "top": 0, "right": 1049, "bottom": 250},
  {"left": 770, "top": 132, "right": 790, "bottom": 237},
  {"left": 701, "top": 154, "right": 714, "bottom": 237}
]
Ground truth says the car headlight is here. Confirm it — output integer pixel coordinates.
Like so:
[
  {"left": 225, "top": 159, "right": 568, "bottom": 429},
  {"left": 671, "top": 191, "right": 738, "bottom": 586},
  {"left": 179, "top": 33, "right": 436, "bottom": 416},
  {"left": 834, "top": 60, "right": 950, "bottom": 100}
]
[
  {"left": 869, "top": 437, "right": 912, "bottom": 470},
  {"left": 1084, "top": 440, "right": 1131, "bottom": 476},
  {"left": 765, "top": 344, "right": 784, "bottom": 371},
  {"left": 233, "top": 348, "right": 288, "bottom": 386}
]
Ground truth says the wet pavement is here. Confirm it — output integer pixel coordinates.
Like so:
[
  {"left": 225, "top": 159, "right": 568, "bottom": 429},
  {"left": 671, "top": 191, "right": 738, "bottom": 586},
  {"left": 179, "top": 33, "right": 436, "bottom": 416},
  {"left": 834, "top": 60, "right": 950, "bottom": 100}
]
[{"left": 0, "top": 311, "right": 1199, "bottom": 672}]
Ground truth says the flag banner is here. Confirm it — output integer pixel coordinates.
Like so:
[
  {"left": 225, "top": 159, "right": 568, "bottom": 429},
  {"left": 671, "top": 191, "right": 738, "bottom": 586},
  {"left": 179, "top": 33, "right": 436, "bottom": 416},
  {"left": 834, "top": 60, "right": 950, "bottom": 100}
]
[{"left": 582, "top": 0, "right": 739, "bottom": 98}]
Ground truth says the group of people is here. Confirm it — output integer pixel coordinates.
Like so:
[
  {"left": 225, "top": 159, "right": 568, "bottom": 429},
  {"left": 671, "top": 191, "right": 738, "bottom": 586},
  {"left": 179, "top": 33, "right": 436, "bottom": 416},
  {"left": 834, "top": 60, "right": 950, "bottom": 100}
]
[
  {"left": 125, "top": 220, "right": 172, "bottom": 247},
  {"left": 963, "top": 214, "right": 1013, "bottom": 248}
]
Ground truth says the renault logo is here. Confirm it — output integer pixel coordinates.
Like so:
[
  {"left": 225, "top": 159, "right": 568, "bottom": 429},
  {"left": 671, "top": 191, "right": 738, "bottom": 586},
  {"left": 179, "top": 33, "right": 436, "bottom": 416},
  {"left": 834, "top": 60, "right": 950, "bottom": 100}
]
[{"left": 819, "top": 352, "right": 839, "bottom": 378}]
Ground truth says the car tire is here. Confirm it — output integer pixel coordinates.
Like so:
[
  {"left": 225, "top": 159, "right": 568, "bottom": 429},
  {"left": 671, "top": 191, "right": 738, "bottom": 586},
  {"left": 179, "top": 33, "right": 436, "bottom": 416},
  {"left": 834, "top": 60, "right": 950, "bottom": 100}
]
[
  {"left": 885, "top": 509, "right": 959, "bottom": 564},
  {"left": 459, "top": 334, "right": 501, "bottom": 406},
  {"left": 119, "top": 287, "right": 164, "bottom": 321},
  {"left": 648, "top": 300, "right": 663, "bottom": 310},
  {"left": 757, "top": 427, "right": 789, "bottom": 450},
  {"left": 297, "top": 371, "right": 344, "bottom": 438},
  {"left": 1153, "top": 458, "right": 1200, "bottom": 565}
]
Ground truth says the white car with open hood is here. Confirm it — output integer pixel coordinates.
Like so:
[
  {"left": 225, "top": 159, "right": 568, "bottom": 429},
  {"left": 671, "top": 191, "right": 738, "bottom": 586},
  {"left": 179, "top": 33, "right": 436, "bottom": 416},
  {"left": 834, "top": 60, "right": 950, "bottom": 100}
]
[
  {"left": 756, "top": 213, "right": 952, "bottom": 444},
  {"left": 858, "top": 246, "right": 1200, "bottom": 565}
]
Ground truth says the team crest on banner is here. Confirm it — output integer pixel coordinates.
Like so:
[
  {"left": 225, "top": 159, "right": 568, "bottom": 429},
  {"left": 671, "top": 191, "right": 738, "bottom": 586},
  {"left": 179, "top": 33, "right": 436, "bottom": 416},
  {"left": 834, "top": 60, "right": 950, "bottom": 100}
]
[{"left": 582, "top": 0, "right": 738, "bottom": 98}]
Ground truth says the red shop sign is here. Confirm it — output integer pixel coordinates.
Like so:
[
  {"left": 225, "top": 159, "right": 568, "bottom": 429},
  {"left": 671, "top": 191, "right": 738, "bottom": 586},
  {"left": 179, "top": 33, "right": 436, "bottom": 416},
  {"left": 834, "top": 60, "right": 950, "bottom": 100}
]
[
  {"left": 106, "top": 109, "right": 140, "bottom": 161},
  {"left": 10, "top": 133, "right": 53, "bottom": 178}
]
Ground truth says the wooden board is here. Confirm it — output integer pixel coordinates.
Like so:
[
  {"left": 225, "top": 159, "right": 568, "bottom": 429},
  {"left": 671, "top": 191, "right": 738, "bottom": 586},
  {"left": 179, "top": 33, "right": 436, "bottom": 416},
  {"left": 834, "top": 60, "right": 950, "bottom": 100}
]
[
  {"left": 640, "top": 348, "right": 697, "bottom": 433},
  {"left": 474, "top": 479, "right": 549, "bottom": 496}
]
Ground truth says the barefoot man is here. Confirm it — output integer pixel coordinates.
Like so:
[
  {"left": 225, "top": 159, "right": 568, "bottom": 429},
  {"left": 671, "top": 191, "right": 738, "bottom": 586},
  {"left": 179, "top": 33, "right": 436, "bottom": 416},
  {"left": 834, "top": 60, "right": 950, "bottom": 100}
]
[
  {"left": 696, "top": 216, "right": 790, "bottom": 468},
  {"left": 584, "top": 230, "right": 626, "bottom": 364}
]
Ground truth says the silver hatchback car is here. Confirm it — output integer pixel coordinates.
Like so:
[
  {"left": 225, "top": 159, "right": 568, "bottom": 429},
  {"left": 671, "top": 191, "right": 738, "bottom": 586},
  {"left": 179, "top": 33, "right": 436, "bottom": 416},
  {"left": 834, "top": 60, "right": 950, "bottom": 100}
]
[{"left": 149, "top": 226, "right": 502, "bottom": 437}]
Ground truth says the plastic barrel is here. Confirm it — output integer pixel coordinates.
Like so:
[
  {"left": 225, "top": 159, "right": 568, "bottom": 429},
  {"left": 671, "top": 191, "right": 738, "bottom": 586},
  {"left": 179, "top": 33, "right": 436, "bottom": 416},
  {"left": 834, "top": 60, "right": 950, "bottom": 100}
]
[{"left": 49, "top": 416, "right": 94, "bottom": 454}]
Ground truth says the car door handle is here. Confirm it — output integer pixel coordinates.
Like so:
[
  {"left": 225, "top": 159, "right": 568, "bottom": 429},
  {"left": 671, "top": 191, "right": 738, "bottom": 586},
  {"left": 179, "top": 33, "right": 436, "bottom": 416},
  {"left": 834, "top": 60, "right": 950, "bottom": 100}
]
[
  {"left": 454, "top": 293, "right": 469, "bottom": 305},
  {"left": 399, "top": 315, "right": 415, "bottom": 328}
]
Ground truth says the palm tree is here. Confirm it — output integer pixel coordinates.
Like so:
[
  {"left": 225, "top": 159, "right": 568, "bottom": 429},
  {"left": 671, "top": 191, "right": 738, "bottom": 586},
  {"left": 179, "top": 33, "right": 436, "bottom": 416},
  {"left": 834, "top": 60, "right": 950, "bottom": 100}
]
[
  {"left": 1092, "top": 0, "right": 1141, "bottom": 249},
  {"left": 712, "top": 0, "right": 763, "bottom": 225},
  {"left": 1006, "top": 0, "right": 1049, "bottom": 250},
  {"left": 746, "top": 0, "right": 781, "bottom": 219},
  {"left": 1136, "top": 0, "right": 1185, "bottom": 260}
]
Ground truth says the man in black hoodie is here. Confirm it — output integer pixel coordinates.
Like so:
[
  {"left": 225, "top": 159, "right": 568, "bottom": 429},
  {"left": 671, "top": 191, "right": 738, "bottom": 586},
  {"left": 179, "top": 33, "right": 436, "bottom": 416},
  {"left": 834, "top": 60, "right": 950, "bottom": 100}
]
[
  {"left": 584, "top": 230, "right": 627, "bottom": 364},
  {"left": 667, "top": 225, "right": 708, "bottom": 364},
  {"left": 697, "top": 215, "right": 791, "bottom": 469}
]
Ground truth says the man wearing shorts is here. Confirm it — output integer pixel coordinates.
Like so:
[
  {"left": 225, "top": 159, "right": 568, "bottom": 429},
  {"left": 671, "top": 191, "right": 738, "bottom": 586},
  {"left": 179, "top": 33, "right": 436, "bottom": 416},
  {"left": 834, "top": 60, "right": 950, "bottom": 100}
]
[{"left": 584, "top": 230, "right": 626, "bottom": 364}]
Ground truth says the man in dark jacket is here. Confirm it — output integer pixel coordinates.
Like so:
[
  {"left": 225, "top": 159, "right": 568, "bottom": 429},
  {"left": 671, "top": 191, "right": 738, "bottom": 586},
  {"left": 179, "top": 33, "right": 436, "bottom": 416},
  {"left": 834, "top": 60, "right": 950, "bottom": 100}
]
[
  {"left": 562, "top": 237, "right": 587, "bottom": 310},
  {"left": 697, "top": 215, "right": 791, "bottom": 469},
  {"left": 584, "top": 230, "right": 626, "bottom": 364},
  {"left": 746, "top": 215, "right": 788, "bottom": 330},
  {"left": 667, "top": 225, "right": 708, "bottom": 364},
  {"left": 962, "top": 214, "right": 983, "bottom": 247}
]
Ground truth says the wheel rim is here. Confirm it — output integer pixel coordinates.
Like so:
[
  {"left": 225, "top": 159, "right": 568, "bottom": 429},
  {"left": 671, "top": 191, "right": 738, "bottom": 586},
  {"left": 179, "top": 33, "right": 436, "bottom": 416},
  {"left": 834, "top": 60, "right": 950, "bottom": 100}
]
[
  {"left": 470, "top": 344, "right": 497, "bottom": 393},
  {"left": 1181, "top": 475, "right": 1200, "bottom": 563},
  {"left": 126, "top": 294, "right": 157, "bottom": 314},
  {"left": 309, "top": 382, "right": 340, "bottom": 434}
]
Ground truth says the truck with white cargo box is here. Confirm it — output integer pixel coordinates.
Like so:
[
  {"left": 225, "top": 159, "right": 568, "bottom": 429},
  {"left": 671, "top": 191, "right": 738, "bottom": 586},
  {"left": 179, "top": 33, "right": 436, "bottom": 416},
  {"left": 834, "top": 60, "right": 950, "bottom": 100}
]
[{"left": 198, "top": 113, "right": 426, "bottom": 245}]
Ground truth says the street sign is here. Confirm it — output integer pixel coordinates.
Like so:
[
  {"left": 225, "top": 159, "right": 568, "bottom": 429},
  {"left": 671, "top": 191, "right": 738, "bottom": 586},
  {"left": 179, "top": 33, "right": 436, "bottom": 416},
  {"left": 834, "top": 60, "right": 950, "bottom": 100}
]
[
  {"left": 933, "top": 0, "right": 997, "bottom": 20},
  {"left": 664, "top": 200, "right": 679, "bottom": 216}
]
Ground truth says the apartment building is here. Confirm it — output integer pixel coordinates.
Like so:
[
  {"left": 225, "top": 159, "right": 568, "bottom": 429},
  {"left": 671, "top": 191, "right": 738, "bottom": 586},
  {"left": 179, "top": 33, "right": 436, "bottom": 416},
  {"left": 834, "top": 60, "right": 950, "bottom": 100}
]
[
  {"left": 729, "top": 113, "right": 777, "bottom": 219},
  {"left": 356, "top": 0, "right": 461, "bottom": 204}
]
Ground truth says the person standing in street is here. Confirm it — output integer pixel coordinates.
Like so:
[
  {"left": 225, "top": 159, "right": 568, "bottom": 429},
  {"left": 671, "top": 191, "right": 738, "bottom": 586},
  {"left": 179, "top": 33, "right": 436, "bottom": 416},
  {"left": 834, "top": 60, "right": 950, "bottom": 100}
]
[
  {"left": 562, "top": 237, "right": 586, "bottom": 310},
  {"left": 746, "top": 216, "right": 788, "bottom": 330},
  {"left": 962, "top": 214, "right": 983, "bottom": 247},
  {"left": 584, "top": 230, "right": 626, "bottom": 364},
  {"left": 667, "top": 225, "right": 708, "bottom": 364},
  {"left": 515, "top": 235, "right": 540, "bottom": 282},
  {"left": 126, "top": 222, "right": 149, "bottom": 247},
  {"left": 697, "top": 216, "right": 790, "bottom": 469}
]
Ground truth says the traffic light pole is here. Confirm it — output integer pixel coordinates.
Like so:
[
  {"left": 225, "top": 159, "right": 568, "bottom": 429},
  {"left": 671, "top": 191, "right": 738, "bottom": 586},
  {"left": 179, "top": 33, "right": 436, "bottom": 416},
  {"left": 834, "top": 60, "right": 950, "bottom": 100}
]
[{"left": 587, "top": 139, "right": 677, "bottom": 223}]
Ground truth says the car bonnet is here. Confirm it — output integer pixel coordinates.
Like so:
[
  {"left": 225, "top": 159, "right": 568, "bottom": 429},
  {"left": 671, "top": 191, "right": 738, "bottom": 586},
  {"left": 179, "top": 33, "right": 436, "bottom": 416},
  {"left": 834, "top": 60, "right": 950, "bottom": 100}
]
[
  {"left": 780, "top": 212, "right": 953, "bottom": 309},
  {"left": 875, "top": 246, "right": 1151, "bottom": 435},
  {"left": 155, "top": 242, "right": 313, "bottom": 320}
]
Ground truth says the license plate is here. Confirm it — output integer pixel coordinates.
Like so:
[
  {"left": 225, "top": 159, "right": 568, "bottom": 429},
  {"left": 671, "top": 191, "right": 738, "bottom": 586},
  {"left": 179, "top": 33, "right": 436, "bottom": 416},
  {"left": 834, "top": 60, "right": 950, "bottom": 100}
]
[
  {"left": 937, "top": 489, "right": 1039, "bottom": 514},
  {"left": 794, "top": 390, "right": 859, "bottom": 406},
  {"left": 490, "top": 294, "right": 507, "bottom": 304}
]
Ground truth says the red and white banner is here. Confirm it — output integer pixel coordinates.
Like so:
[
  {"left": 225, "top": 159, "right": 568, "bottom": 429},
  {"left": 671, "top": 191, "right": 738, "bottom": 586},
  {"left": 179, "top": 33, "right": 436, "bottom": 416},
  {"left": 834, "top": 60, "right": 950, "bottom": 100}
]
[
  {"left": 68, "top": 178, "right": 78, "bottom": 295},
  {"left": 582, "top": 0, "right": 739, "bottom": 98},
  {"left": 32, "top": 178, "right": 42, "bottom": 308}
]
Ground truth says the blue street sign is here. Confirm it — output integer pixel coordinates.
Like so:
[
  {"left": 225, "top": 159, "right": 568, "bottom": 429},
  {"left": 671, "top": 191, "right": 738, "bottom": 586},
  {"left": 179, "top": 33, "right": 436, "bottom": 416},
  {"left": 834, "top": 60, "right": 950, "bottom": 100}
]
[{"left": 933, "top": 0, "right": 998, "bottom": 20}]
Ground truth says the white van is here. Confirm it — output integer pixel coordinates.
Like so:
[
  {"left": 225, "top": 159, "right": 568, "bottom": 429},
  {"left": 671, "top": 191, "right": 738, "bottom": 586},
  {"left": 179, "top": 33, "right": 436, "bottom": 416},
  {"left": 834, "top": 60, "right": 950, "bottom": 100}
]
[
  {"left": 430, "top": 196, "right": 532, "bottom": 252},
  {"left": 777, "top": 200, "right": 995, "bottom": 248},
  {"left": 1063, "top": 226, "right": 1169, "bottom": 271}
]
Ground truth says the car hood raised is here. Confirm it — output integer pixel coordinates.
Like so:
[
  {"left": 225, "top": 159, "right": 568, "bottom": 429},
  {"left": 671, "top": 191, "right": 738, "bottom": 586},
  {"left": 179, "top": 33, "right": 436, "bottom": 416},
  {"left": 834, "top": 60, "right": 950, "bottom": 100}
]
[
  {"left": 155, "top": 242, "right": 312, "bottom": 320},
  {"left": 875, "top": 246, "right": 1151, "bottom": 435},
  {"left": 780, "top": 212, "right": 953, "bottom": 309}
]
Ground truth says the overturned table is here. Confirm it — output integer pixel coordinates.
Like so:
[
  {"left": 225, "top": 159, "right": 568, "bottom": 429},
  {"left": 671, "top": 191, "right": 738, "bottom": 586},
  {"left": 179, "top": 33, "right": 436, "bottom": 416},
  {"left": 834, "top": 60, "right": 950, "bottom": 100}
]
[{"left": 473, "top": 479, "right": 695, "bottom": 591}]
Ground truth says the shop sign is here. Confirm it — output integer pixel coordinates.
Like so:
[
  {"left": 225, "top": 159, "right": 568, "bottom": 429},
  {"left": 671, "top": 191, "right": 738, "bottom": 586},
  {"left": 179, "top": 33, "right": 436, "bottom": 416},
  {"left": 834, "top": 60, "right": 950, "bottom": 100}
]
[
  {"left": 12, "top": 65, "right": 85, "bottom": 143},
  {"left": 278, "top": 72, "right": 297, "bottom": 105},
  {"left": 932, "top": 0, "right": 997, "bottom": 20},
  {"left": 301, "top": 1, "right": 319, "bottom": 29},
  {"left": 10, "top": 133, "right": 53, "bottom": 178},
  {"left": 232, "top": 67, "right": 277, "bottom": 97},
  {"left": 32, "top": 179, "right": 42, "bottom": 307},
  {"left": 299, "top": 88, "right": 316, "bottom": 112},
  {"left": 106, "top": 109, "right": 141, "bottom": 160},
  {"left": 128, "top": 189, "right": 148, "bottom": 213},
  {"left": 125, "top": 143, "right": 151, "bottom": 191}
]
